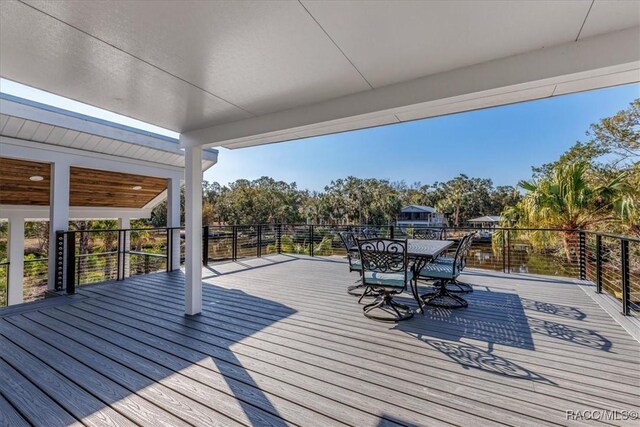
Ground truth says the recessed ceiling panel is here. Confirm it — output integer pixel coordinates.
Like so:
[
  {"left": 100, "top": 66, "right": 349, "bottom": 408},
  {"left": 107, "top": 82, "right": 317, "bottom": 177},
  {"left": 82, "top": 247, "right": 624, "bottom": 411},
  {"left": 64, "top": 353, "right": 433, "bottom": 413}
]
[
  {"left": 301, "top": 0, "right": 593, "bottom": 88},
  {"left": 19, "top": 0, "right": 371, "bottom": 119},
  {"left": 578, "top": 0, "right": 640, "bottom": 39},
  {"left": 0, "top": 0, "right": 252, "bottom": 132}
]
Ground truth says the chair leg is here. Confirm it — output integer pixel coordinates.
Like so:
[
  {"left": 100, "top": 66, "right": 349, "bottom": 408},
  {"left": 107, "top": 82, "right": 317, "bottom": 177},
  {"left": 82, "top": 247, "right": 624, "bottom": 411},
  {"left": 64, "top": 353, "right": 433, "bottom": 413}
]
[
  {"left": 358, "top": 286, "right": 374, "bottom": 303},
  {"left": 421, "top": 280, "right": 468, "bottom": 309},
  {"left": 347, "top": 283, "right": 366, "bottom": 296},
  {"left": 363, "top": 293, "right": 414, "bottom": 322}
]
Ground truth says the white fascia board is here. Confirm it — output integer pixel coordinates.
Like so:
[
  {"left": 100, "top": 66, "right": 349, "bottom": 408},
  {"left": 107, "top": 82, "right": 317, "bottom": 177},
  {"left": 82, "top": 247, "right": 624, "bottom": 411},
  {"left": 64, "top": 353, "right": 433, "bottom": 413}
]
[
  {"left": 202, "top": 148, "right": 218, "bottom": 163},
  {"left": 0, "top": 205, "right": 151, "bottom": 221},
  {"left": 1, "top": 136, "right": 184, "bottom": 179},
  {"left": 181, "top": 27, "right": 640, "bottom": 148},
  {"left": 0, "top": 94, "right": 182, "bottom": 153},
  {"left": 0, "top": 95, "right": 218, "bottom": 167}
]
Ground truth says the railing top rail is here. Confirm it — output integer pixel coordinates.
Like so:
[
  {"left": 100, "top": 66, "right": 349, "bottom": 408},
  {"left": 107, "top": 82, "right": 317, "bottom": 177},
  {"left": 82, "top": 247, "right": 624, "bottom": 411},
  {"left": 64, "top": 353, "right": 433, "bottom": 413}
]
[
  {"left": 582, "top": 230, "right": 640, "bottom": 243},
  {"left": 61, "top": 226, "right": 181, "bottom": 234},
  {"left": 56, "top": 223, "right": 639, "bottom": 242}
]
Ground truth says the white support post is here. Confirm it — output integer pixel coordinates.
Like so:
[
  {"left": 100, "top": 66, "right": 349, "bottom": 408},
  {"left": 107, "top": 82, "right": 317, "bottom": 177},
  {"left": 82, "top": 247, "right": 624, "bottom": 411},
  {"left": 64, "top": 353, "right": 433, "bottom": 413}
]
[
  {"left": 48, "top": 161, "right": 70, "bottom": 291},
  {"left": 167, "top": 177, "right": 181, "bottom": 271},
  {"left": 7, "top": 216, "right": 25, "bottom": 305},
  {"left": 118, "top": 217, "right": 131, "bottom": 279},
  {"left": 184, "top": 147, "right": 202, "bottom": 315}
]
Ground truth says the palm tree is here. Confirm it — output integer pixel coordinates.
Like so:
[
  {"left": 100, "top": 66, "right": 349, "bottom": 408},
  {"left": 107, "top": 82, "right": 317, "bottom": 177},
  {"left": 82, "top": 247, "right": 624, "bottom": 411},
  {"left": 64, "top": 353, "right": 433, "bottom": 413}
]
[
  {"left": 516, "top": 162, "right": 627, "bottom": 261},
  {"left": 614, "top": 163, "right": 640, "bottom": 237}
]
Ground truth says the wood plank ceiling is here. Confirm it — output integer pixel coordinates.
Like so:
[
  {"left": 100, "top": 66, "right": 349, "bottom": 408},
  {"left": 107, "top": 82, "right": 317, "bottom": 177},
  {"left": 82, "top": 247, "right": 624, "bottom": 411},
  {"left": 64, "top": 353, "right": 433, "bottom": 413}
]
[{"left": 0, "top": 157, "right": 167, "bottom": 209}]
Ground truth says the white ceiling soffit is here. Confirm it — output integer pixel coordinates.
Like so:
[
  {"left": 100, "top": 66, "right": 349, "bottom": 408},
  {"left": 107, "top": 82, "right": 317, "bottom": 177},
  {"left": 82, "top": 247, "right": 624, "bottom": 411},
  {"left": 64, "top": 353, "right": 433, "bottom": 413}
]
[
  {"left": 183, "top": 26, "right": 640, "bottom": 149},
  {"left": 0, "top": 94, "right": 218, "bottom": 168},
  {"left": 0, "top": 0, "right": 639, "bottom": 148}
]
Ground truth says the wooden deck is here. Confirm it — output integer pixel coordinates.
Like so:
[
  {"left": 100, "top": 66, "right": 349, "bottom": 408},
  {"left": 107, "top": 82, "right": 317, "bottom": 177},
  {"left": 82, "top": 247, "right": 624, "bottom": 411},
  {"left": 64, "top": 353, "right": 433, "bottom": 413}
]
[{"left": 1, "top": 255, "right": 638, "bottom": 427}]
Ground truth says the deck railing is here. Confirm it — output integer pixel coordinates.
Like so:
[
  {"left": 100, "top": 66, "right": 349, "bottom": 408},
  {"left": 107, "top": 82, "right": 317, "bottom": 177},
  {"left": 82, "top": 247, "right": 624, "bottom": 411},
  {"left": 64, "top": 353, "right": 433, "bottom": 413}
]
[
  {"left": 5, "top": 224, "right": 636, "bottom": 316},
  {"left": 54, "top": 227, "right": 181, "bottom": 296},
  {"left": 202, "top": 224, "right": 638, "bottom": 315}
]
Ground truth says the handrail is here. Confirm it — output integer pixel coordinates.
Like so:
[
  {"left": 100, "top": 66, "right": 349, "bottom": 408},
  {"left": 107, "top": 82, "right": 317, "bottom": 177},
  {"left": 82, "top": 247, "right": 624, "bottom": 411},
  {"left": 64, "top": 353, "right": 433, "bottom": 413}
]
[{"left": 59, "top": 226, "right": 182, "bottom": 234}]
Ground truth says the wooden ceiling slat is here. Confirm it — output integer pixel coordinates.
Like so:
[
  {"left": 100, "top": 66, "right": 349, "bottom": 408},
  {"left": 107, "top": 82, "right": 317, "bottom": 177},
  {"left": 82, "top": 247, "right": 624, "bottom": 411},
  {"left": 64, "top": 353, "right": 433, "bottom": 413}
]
[
  {"left": 0, "top": 158, "right": 168, "bottom": 209},
  {"left": 0, "top": 158, "right": 51, "bottom": 206}
]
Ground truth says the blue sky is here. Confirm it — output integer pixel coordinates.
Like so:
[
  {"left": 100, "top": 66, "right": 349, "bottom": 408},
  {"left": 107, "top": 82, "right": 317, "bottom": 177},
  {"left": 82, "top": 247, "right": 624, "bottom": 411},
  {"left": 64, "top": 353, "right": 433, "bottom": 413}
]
[
  {"left": 1, "top": 78, "right": 638, "bottom": 191},
  {"left": 209, "top": 83, "right": 639, "bottom": 191}
]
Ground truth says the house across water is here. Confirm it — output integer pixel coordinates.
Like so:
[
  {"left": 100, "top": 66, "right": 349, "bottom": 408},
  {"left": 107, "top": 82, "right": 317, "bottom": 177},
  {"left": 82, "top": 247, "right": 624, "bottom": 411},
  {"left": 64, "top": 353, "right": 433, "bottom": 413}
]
[
  {"left": 396, "top": 205, "right": 446, "bottom": 228},
  {"left": 467, "top": 215, "right": 502, "bottom": 239}
]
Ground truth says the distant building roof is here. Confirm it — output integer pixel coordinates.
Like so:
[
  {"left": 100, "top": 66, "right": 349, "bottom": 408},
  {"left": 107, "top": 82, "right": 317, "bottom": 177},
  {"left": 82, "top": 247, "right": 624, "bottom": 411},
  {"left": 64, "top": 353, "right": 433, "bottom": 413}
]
[
  {"left": 468, "top": 215, "right": 502, "bottom": 223},
  {"left": 400, "top": 205, "right": 436, "bottom": 213}
]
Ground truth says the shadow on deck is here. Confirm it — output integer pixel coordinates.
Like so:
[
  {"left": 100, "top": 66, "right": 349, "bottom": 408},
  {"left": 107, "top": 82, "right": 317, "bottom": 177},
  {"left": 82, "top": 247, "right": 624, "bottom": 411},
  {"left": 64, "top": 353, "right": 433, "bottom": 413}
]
[{"left": 0, "top": 254, "right": 638, "bottom": 426}]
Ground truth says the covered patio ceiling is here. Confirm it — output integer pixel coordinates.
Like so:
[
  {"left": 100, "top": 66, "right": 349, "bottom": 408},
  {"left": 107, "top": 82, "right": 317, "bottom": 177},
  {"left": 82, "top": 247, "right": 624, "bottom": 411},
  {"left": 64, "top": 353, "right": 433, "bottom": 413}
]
[
  {"left": 1, "top": 0, "right": 638, "bottom": 149},
  {"left": 0, "top": 157, "right": 169, "bottom": 208}
]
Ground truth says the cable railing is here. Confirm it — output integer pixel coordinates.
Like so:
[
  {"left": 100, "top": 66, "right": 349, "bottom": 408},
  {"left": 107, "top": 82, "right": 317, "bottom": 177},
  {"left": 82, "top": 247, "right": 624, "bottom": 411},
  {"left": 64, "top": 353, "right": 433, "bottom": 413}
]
[
  {"left": 54, "top": 227, "right": 179, "bottom": 294},
  {"left": 23, "top": 257, "right": 48, "bottom": 303},
  {"left": 201, "top": 224, "right": 638, "bottom": 316},
  {"left": 20, "top": 223, "right": 634, "bottom": 317}
]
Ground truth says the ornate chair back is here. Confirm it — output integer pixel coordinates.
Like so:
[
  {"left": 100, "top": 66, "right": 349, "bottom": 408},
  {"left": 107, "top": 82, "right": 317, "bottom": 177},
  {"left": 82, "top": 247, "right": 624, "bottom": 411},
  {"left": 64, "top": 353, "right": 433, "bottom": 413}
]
[
  {"left": 413, "top": 228, "right": 442, "bottom": 240},
  {"left": 460, "top": 232, "right": 476, "bottom": 269},
  {"left": 339, "top": 231, "right": 361, "bottom": 271},
  {"left": 360, "top": 228, "right": 380, "bottom": 239},
  {"left": 338, "top": 231, "right": 358, "bottom": 252},
  {"left": 357, "top": 238, "right": 409, "bottom": 285}
]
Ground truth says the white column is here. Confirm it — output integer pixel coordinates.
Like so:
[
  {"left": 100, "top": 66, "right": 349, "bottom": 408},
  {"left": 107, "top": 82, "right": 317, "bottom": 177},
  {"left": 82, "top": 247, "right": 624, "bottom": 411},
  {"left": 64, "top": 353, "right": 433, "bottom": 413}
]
[
  {"left": 167, "top": 177, "right": 181, "bottom": 271},
  {"left": 48, "top": 161, "right": 70, "bottom": 291},
  {"left": 7, "top": 216, "right": 24, "bottom": 305},
  {"left": 184, "top": 147, "right": 202, "bottom": 315},
  {"left": 118, "top": 217, "right": 131, "bottom": 279}
]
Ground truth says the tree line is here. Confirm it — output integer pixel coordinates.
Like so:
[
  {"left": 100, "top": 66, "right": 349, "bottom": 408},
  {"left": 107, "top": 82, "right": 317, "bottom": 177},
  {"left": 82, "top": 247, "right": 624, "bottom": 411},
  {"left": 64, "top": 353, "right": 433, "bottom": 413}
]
[
  {"left": 152, "top": 175, "right": 521, "bottom": 227},
  {"left": 151, "top": 99, "right": 638, "bottom": 238}
]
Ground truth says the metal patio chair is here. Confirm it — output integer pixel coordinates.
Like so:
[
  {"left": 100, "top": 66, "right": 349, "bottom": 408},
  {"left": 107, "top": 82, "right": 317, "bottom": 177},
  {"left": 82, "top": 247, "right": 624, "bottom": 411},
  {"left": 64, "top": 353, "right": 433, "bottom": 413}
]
[
  {"left": 357, "top": 238, "right": 414, "bottom": 322},
  {"left": 433, "top": 232, "right": 476, "bottom": 293},
  {"left": 339, "top": 231, "right": 370, "bottom": 296},
  {"left": 413, "top": 228, "right": 443, "bottom": 240},
  {"left": 417, "top": 235, "right": 471, "bottom": 309},
  {"left": 360, "top": 227, "right": 380, "bottom": 239}
]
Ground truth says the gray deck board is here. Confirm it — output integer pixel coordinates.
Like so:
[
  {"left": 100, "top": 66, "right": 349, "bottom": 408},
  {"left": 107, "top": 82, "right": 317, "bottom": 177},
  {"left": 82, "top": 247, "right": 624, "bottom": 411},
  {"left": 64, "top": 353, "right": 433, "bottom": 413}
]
[
  {"left": 0, "top": 356, "right": 81, "bottom": 427},
  {"left": 0, "top": 392, "right": 29, "bottom": 427},
  {"left": 0, "top": 254, "right": 638, "bottom": 426}
]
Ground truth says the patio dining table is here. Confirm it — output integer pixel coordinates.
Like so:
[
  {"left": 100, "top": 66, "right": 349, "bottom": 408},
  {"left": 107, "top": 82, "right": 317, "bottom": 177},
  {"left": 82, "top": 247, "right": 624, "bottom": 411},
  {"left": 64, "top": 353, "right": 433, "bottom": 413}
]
[{"left": 407, "top": 238, "right": 455, "bottom": 312}]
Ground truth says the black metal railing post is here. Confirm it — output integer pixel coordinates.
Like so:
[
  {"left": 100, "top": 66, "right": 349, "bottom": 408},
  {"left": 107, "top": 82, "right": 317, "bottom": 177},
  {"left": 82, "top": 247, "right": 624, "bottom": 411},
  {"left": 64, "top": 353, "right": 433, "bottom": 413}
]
[
  {"left": 166, "top": 228, "right": 171, "bottom": 272},
  {"left": 66, "top": 231, "right": 76, "bottom": 295},
  {"left": 506, "top": 229, "right": 511, "bottom": 274},
  {"left": 390, "top": 225, "right": 395, "bottom": 239},
  {"left": 595, "top": 234, "right": 602, "bottom": 294},
  {"left": 502, "top": 229, "right": 506, "bottom": 274},
  {"left": 309, "top": 225, "right": 314, "bottom": 257},
  {"left": 116, "top": 230, "right": 121, "bottom": 280},
  {"left": 276, "top": 224, "right": 282, "bottom": 254},
  {"left": 232, "top": 225, "right": 238, "bottom": 260},
  {"left": 257, "top": 225, "right": 262, "bottom": 257},
  {"left": 579, "top": 231, "right": 586, "bottom": 280},
  {"left": 202, "top": 226, "right": 209, "bottom": 266},
  {"left": 54, "top": 230, "right": 65, "bottom": 291},
  {"left": 621, "top": 239, "right": 630, "bottom": 316}
]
